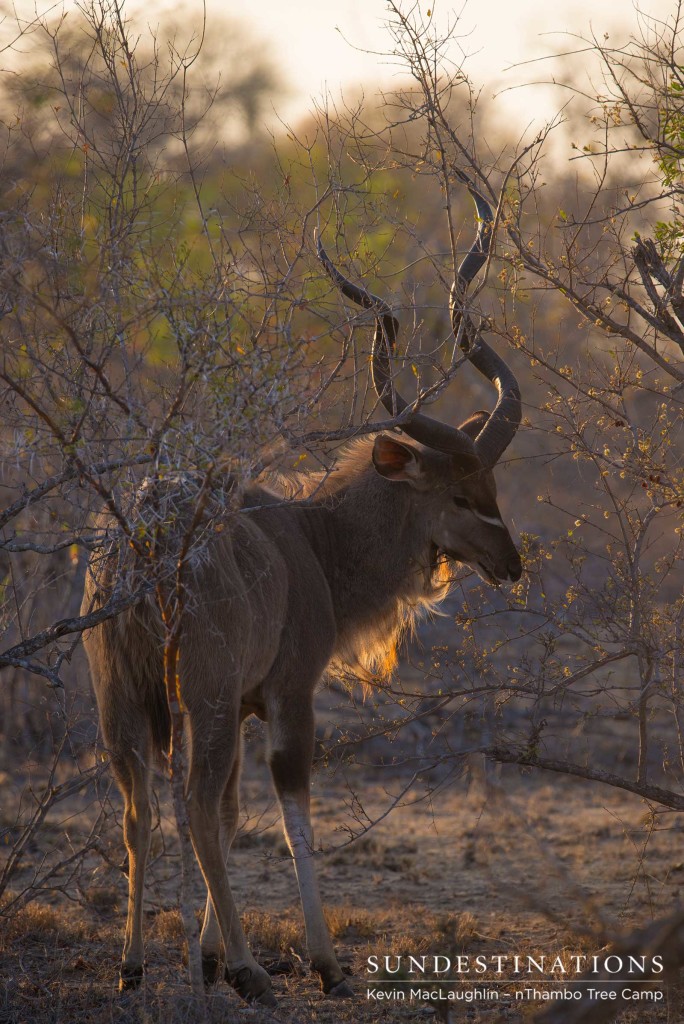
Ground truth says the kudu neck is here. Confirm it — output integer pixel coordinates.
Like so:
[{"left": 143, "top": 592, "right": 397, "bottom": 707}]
[{"left": 322, "top": 467, "right": 432, "bottom": 618}]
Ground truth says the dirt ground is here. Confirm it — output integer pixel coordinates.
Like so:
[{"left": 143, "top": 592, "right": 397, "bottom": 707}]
[{"left": 2, "top": 715, "right": 683, "bottom": 1024}]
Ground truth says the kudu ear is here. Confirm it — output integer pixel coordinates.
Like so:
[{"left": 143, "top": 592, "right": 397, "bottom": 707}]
[
  {"left": 457, "top": 410, "right": 489, "bottom": 440},
  {"left": 372, "top": 434, "right": 425, "bottom": 484}
]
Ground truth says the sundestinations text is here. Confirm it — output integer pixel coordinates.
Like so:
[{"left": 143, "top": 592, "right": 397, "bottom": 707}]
[{"left": 366, "top": 955, "right": 664, "bottom": 976}]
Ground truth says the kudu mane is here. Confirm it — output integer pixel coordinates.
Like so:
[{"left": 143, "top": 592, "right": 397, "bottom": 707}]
[{"left": 259, "top": 436, "right": 451, "bottom": 685}]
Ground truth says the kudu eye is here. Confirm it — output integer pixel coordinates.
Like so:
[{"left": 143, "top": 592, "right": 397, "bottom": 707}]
[
  {"left": 452, "top": 496, "right": 470, "bottom": 510},
  {"left": 450, "top": 495, "right": 473, "bottom": 512}
]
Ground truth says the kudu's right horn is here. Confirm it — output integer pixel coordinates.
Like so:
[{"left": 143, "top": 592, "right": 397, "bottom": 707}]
[{"left": 316, "top": 176, "right": 521, "bottom": 469}]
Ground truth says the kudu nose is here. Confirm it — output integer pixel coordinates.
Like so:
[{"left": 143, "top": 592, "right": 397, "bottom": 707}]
[{"left": 508, "top": 553, "right": 523, "bottom": 582}]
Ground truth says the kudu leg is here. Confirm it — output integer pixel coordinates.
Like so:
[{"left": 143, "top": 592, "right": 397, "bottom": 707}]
[
  {"left": 114, "top": 753, "right": 152, "bottom": 991},
  {"left": 199, "top": 736, "right": 243, "bottom": 986},
  {"left": 268, "top": 703, "right": 352, "bottom": 998},
  {"left": 186, "top": 728, "right": 276, "bottom": 1008}
]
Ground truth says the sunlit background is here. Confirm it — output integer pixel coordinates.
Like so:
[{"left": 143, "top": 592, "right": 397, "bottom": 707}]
[
  {"left": 2, "top": 3, "right": 684, "bottom": 1019},
  {"left": 116, "top": 0, "right": 675, "bottom": 133}
]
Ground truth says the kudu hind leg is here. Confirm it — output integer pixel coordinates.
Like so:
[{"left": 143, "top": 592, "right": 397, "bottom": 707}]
[
  {"left": 112, "top": 751, "right": 152, "bottom": 990},
  {"left": 268, "top": 702, "right": 352, "bottom": 997}
]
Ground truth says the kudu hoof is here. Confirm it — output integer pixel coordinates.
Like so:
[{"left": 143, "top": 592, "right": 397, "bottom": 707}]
[
  {"left": 119, "top": 963, "right": 144, "bottom": 991},
  {"left": 226, "top": 964, "right": 278, "bottom": 1008},
  {"left": 325, "top": 977, "right": 354, "bottom": 999},
  {"left": 202, "top": 954, "right": 221, "bottom": 986}
]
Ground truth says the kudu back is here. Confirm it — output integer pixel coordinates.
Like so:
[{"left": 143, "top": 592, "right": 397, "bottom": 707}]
[{"left": 82, "top": 182, "right": 522, "bottom": 1007}]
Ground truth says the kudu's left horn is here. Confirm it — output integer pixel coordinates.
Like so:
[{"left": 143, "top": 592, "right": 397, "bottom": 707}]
[{"left": 316, "top": 176, "right": 521, "bottom": 470}]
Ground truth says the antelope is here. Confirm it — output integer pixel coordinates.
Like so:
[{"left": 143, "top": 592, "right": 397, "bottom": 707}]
[{"left": 81, "top": 180, "right": 522, "bottom": 1008}]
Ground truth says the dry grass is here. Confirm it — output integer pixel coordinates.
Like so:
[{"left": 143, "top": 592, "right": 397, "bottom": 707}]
[
  {"left": 0, "top": 896, "right": 677, "bottom": 1023},
  {"left": 2, "top": 766, "right": 682, "bottom": 1023},
  {"left": 4, "top": 902, "right": 91, "bottom": 944},
  {"left": 242, "top": 908, "right": 306, "bottom": 957},
  {"left": 154, "top": 908, "right": 186, "bottom": 943},
  {"left": 329, "top": 834, "right": 419, "bottom": 875},
  {"left": 324, "top": 905, "right": 378, "bottom": 942}
]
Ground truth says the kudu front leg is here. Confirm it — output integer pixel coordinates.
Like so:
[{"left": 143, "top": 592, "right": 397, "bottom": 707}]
[
  {"left": 269, "top": 708, "right": 353, "bottom": 998},
  {"left": 199, "top": 737, "right": 242, "bottom": 987},
  {"left": 186, "top": 729, "right": 276, "bottom": 1008}
]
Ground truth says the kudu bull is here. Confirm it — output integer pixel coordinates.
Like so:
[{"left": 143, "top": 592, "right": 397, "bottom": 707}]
[{"left": 82, "top": 181, "right": 522, "bottom": 1007}]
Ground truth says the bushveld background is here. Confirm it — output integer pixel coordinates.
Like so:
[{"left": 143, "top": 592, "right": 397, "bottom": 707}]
[{"left": 0, "top": 2, "right": 683, "bottom": 1022}]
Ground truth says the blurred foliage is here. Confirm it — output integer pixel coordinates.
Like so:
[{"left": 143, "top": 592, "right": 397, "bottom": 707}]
[{"left": 0, "top": 0, "right": 682, "bottom": 915}]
